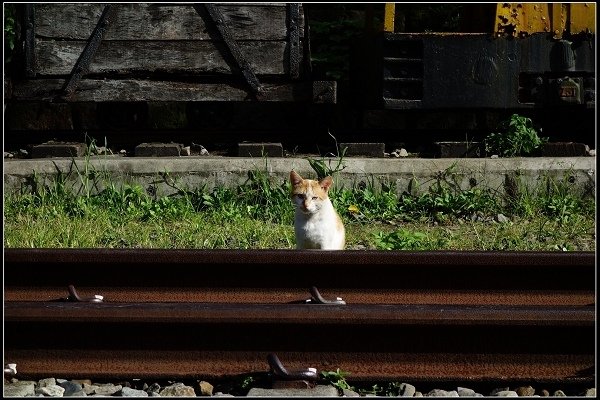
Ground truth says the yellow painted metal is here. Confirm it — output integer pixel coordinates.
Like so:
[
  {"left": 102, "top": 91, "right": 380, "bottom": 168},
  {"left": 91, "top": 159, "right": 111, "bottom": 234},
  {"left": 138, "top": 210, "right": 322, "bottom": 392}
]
[
  {"left": 496, "top": 3, "right": 551, "bottom": 36},
  {"left": 384, "top": 3, "right": 395, "bottom": 32},
  {"left": 551, "top": 3, "right": 566, "bottom": 37},
  {"left": 569, "top": 3, "right": 595, "bottom": 34},
  {"left": 495, "top": 3, "right": 595, "bottom": 37}
]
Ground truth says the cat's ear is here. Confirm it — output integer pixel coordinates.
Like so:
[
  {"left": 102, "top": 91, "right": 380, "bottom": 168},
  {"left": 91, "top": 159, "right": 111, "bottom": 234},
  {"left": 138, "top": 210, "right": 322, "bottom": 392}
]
[
  {"left": 319, "top": 176, "right": 333, "bottom": 192},
  {"left": 290, "top": 170, "right": 303, "bottom": 186}
]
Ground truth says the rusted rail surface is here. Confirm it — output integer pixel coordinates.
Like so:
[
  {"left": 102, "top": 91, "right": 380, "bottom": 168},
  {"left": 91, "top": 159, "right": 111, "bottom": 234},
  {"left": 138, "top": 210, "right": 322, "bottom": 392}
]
[
  {"left": 4, "top": 302, "right": 594, "bottom": 326},
  {"left": 4, "top": 248, "right": 593, "bottom": 265},
  {"left": 3, "top": 249, "right": 596, "bottom": 385}
]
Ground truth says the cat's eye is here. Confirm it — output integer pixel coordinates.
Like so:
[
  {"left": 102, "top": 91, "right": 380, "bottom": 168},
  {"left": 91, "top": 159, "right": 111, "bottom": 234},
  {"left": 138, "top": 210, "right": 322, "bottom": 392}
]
[{"left": 312, "top": 196, "right": 318, "bottom": 200}]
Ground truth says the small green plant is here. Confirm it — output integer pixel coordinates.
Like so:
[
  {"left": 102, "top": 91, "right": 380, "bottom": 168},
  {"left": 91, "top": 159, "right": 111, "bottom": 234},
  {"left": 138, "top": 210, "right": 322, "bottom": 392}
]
[
  {"left": 306, "top": 131, "right": 348, "bottom": 180},
  {"left": 334, "top": 178, "right": 399, "bottom": 222},
  {"left": 320, "top": 369, "right": 354, "bottom": 392},
  {"left": 484, "top": 114, "right": 548, "bottom": 157},
  {"left": 4, "top": 4, "right": 17, "bottom": 65},
  {"left": 358, "top": 383, "right": 383, "bottom": 396},
  {"left": 239, "top": 376, "right": 254, "bottom": 390},
  {"left": 373, "top": 229, "right": 428, "bottom": 250}
]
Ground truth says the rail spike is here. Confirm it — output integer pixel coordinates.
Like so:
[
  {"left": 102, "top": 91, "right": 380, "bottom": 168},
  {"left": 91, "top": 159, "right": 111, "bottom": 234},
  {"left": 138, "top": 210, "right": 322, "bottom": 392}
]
[
  {"left": 306, "top": 286, "right": 346, "bottom": 305},
  {"left": 66, "top": 285, "right": 104, "bottom": 303},
  {"left": 267, "top": 353, "right": 318, "bottom": 383}
]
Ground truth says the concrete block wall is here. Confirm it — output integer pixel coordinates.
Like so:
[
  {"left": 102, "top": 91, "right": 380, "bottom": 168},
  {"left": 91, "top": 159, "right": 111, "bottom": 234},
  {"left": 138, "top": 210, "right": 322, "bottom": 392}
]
[{"left": 3, "top": 157, "right": 595, "bottom": 201}]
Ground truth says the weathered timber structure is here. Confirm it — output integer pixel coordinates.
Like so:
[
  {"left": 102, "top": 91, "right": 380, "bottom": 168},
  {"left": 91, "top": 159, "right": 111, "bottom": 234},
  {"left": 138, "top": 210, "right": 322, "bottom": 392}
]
[{"left": 10, "top": 3, "right": 336, "bottom": 103}]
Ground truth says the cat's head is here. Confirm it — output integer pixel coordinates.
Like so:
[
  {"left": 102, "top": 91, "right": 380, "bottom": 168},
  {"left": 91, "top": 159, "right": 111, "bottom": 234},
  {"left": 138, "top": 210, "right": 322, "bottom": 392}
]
[{"left": 290, "top": 170, "right": 333, "bottom": 214}]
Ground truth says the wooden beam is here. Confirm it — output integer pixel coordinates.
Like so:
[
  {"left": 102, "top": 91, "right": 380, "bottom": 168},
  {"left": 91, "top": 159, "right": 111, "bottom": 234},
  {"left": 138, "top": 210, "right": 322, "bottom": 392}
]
[
  {"left": 34, "top": 4, "right": 304, "bottom": 41},
  {"left": 11, "top": 79, "right": 314, "bottom": 102},
  {"left": 35, "top": 40, "right": 300, "bottom": 76}
]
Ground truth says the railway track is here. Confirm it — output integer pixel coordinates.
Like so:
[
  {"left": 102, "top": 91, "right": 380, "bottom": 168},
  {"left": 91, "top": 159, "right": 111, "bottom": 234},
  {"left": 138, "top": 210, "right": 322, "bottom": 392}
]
[{"left": 4, "top": 249, "right": 595, "bottom": 389}]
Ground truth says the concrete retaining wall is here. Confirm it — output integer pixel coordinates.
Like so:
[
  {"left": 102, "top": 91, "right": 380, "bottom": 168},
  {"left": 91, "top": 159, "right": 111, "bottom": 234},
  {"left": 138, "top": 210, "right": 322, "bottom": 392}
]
[{"left": 3, "top": 156, "right": 596, "bottom": 199}]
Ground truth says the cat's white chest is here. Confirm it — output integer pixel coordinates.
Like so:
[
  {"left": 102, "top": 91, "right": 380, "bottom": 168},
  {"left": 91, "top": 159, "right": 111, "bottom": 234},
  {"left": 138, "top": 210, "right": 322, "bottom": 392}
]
[{"left": 294, "top": 205, "right": 344, "bottom": 250}]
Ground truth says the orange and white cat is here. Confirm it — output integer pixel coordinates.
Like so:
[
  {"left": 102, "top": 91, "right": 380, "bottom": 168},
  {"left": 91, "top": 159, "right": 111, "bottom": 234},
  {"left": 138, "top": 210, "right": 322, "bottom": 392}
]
[{"left": 290, "top": 170, "right": 345, "bottom": 250}]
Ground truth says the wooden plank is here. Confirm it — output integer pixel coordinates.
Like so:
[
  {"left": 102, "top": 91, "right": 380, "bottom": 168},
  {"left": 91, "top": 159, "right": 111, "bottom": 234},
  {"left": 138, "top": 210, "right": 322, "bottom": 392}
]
[
  {"left": 24, "top": 4, "right": 36, "bottom": 77},
  {"left": 11, "top": 79, "right": 312, "bottom": 102},
  {"left": 35, "top": 40, "right": 303, "bottom": 76},
  {"left": 34, "top": 4, "right": 304, "bottom": 41}
]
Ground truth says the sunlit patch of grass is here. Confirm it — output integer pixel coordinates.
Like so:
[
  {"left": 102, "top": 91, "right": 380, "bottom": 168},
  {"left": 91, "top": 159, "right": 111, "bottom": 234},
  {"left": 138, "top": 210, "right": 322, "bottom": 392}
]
[{"left": 3, "top": 157, "right": 595, "bottom": 251}]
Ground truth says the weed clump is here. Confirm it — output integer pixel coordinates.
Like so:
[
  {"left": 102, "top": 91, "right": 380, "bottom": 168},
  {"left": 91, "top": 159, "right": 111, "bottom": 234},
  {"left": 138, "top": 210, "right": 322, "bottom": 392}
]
[
  {"left": 484, "top": 114, "right": 548, "bottom": 157},
  {"left": 3, "top": 150, "right": 594, "bottom": 251}
]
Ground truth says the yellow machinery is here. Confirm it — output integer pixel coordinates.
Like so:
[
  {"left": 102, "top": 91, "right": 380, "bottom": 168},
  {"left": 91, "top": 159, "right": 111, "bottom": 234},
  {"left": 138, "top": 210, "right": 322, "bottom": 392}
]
[
  {"left": 383, "top": 3, "right": 596, "bottom": 37},
  {"left": 370, "top": 3, "right": 595, "bottom": 109},
  {"left": 494, "top": 3, "right": 595, "bottom": 38}
]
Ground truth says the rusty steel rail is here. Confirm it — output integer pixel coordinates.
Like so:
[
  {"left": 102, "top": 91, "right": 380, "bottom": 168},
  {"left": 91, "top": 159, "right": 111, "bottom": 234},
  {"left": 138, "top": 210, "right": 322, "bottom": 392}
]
[
  {"left": 4, "top": 302, "right": 594, "bottom": 326},
  {"left": 3, "top": 249, "right": 596, "bottom": 385}
]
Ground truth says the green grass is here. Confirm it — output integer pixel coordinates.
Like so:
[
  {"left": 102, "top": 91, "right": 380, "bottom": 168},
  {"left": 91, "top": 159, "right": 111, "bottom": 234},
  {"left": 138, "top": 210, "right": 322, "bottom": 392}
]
[{"left": 3, "top": 162, "right": 596, "bottom": 251}]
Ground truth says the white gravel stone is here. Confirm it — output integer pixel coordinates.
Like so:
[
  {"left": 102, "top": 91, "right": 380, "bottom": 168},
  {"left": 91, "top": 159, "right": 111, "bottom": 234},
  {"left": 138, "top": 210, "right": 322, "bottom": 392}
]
[
  {"left": 342, "top": 388, "right": 360, "bottom": 397},
  {"left": 121, "top": 387, "right": 149, "bottom": 397},
  {"left": 399, "top": 383, "right": 416, "bottom": 397},
  {"left": 159, "top": 382, "right": 196, "bottom": 397},
  {"left": 496, "top": 213, "right": 509, "bottom": 223},
  {"left": 82, "top": 383, "right": 99, "bottom": 395},
  {"left": 3, "top": 381, "right": 36, "bottom": 397},
  {"left": 35, "top": 384, "right": 66, "bottom": 397},
  {"left": 198, "top": 380, "right": 213, "bottom": 396},
  {"left": 494, "top": 390, "right": 519, "bottom": 397},
  {"left": 58, "top": 381, "right": 83, "bottom": 397},
  {"left": 93, "top": 384, "right": 122, "bottom": 396},
  {"left": 38, "top": 378, "right": 57, "bottom": 387},
  {"left": 427, "top": 389, "right": 459, "bottom": 397},
  {"left": 457, "top": 387, "right": 476, "bottom": 396},
  {"left": 247, "top": 385, "right": 339, "bottom": 397}
]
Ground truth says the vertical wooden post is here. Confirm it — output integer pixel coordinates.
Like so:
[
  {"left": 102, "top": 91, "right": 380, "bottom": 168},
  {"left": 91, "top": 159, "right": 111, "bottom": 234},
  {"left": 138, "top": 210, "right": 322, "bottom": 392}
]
[{"left": 24, "top": 4, "right": 35, "bottom": 77}]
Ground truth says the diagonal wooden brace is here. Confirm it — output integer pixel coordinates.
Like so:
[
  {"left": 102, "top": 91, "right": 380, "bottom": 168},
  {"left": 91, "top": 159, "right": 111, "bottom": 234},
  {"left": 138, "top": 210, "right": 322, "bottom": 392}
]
[
  {"left": 60, "top": 4, "right": 118, "bottom": 100},
  {"left": 195, "top": 3, "right": 264, "bottom": 98}
]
